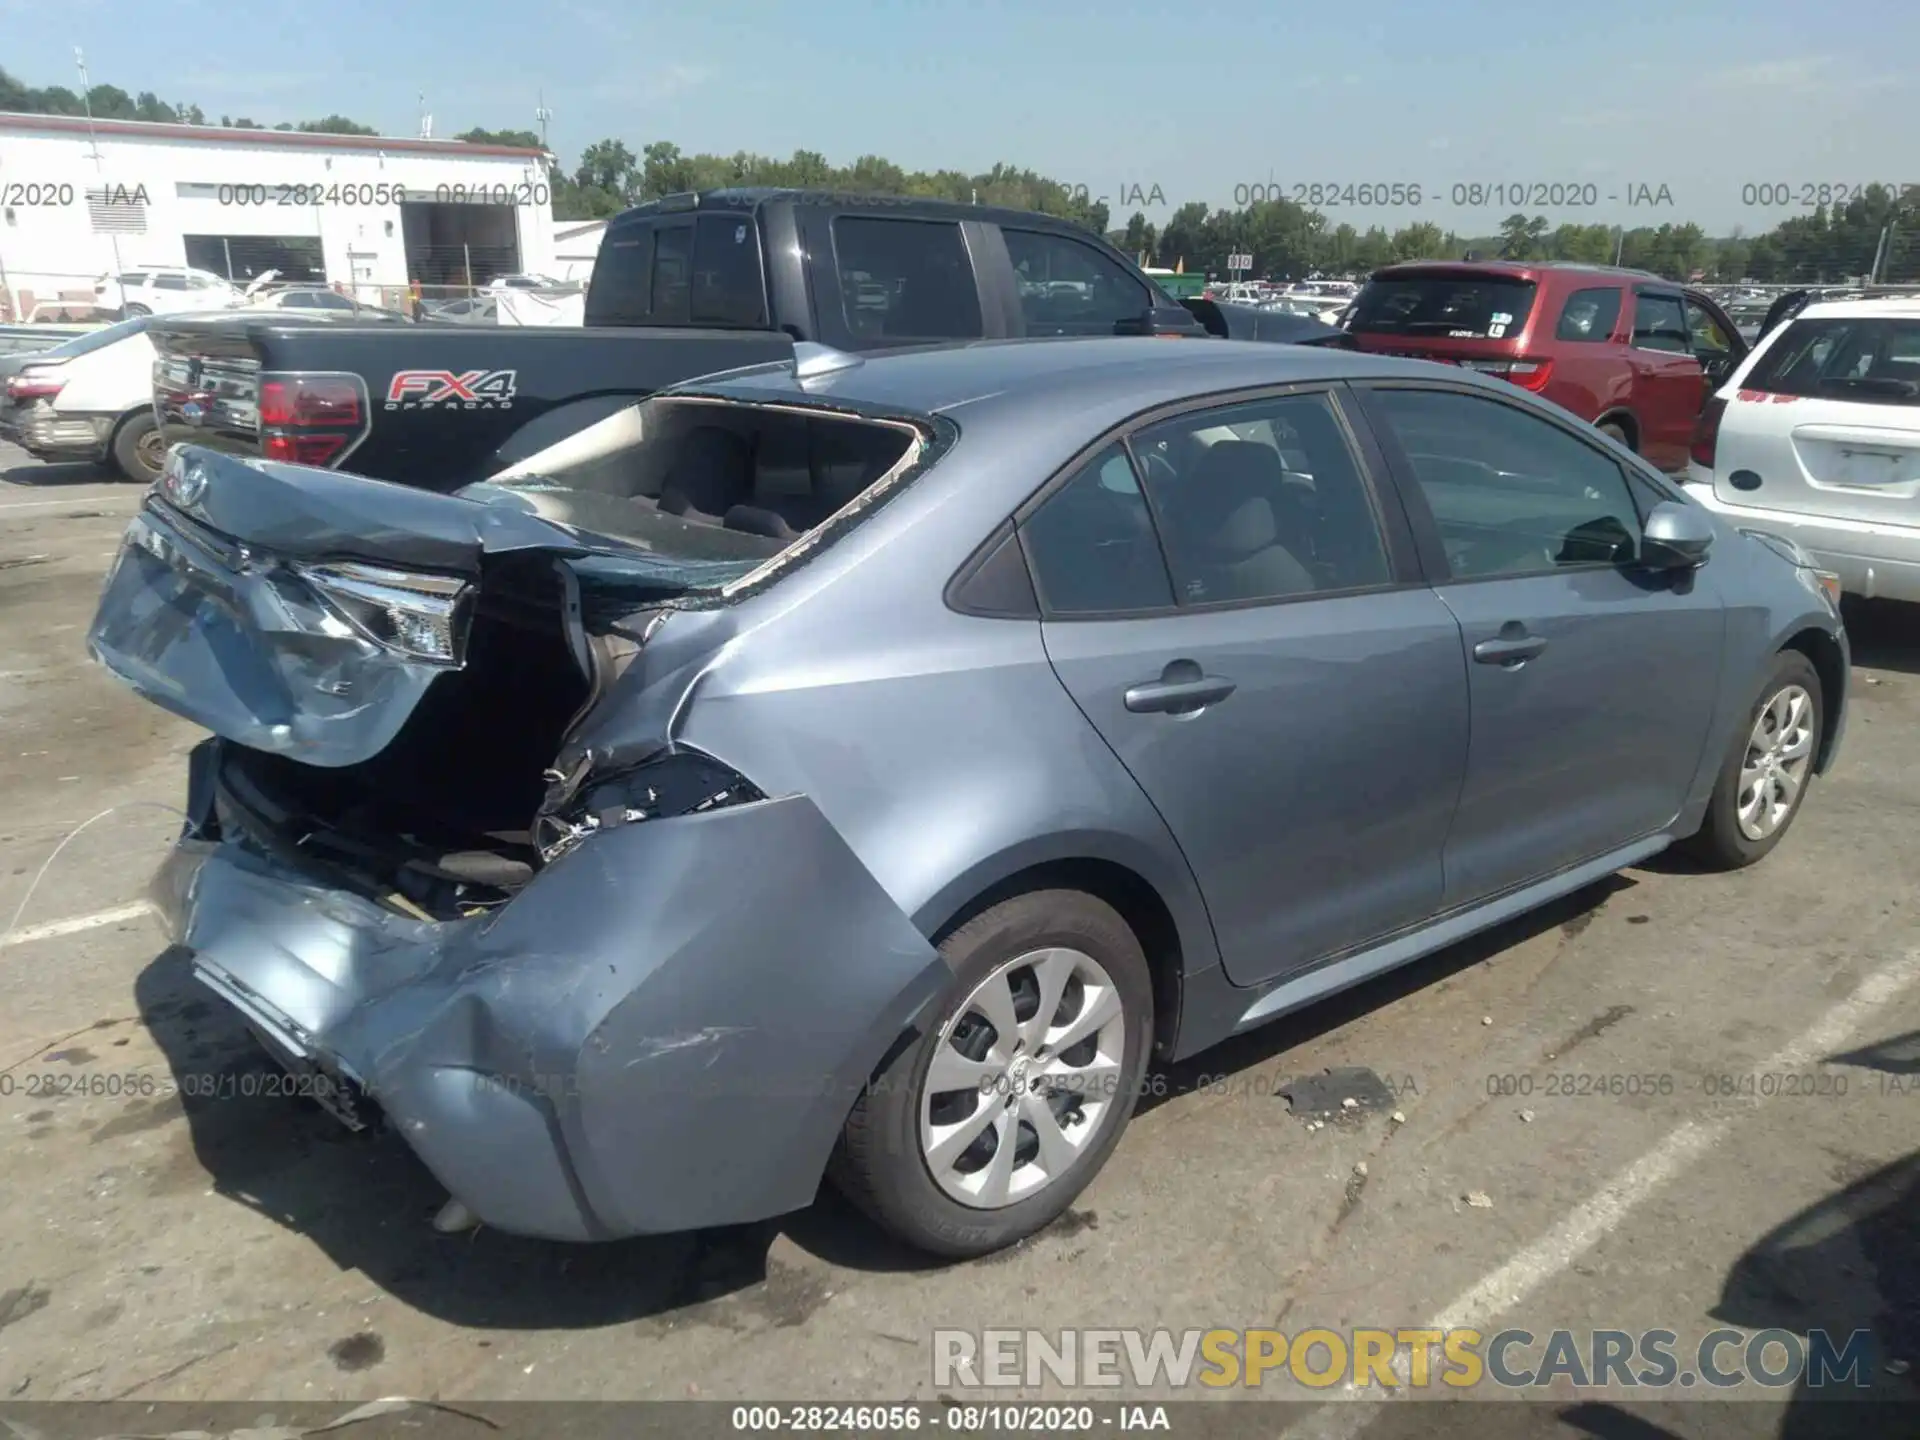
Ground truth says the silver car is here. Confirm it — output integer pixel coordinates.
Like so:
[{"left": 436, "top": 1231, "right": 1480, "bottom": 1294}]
[{"left": 88, "top": 338, "right": 1849, "bottom": 1258}]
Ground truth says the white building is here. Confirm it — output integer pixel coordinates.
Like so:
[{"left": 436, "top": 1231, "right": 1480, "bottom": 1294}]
[
  {"left": 0, "top": 112, "right": 560, "bottom": 318},
  {"left": 553, "top": 218, "right": 608, "bottom": 283}
]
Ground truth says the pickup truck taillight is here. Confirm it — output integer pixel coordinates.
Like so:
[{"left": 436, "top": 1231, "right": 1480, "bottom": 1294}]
[
  {"left": 257, "top": 372, "right": 370, "bottom": 468},
  {"left": 5, "top": 373, "right": 65, "bottom": 403}
]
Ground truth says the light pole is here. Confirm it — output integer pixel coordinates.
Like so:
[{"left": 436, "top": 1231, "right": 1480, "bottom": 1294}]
[{"left": 75, "top": 48, "right": 127, "bottom": 291}]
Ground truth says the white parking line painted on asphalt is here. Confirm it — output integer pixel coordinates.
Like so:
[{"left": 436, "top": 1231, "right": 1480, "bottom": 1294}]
[
  {"left": 1283, "top": 946, "right": 1920, "bottom": 1435},
  {"left": 0, "top": 497, "right": 139, "bottom": 512},
  {"left": 0, "top": 900, "right": 154, "bottom": 950}
]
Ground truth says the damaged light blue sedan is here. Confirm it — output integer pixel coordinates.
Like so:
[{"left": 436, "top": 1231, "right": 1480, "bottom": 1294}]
[{"left": 89, "top": 337, "right": 1848, "bottom": 1258}]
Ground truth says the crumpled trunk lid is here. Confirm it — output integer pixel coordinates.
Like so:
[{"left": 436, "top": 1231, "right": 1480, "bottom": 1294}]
[{"left": 87, "top": 445, "right": 604, "bottom": 769}]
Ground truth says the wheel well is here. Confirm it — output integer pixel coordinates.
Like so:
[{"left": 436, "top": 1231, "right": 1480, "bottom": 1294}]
[
  {"left": 934, "top": 858, "right": 1185, "bottom": 1057},
  {"left": 109, "top": 407, "right": 154, "bottom": 443},
  {"left": 1596, "top": 410, "right": 1638, "bottom": 449},
  {"left": 1782, "top": 626, "right": 1847, "bottom": 770}
]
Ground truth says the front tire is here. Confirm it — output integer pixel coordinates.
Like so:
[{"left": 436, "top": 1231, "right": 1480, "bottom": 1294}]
[
  {"left": 1681, "top": 651, "right": 1822, "bottom": 870},
  {"left": 832, "top": 889, "right": 1153, "bottom": 1259},
  {"left": 111, "top": 410, "right": 166, "bottom": 484}
]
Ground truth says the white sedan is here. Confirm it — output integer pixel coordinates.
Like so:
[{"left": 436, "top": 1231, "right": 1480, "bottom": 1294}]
[{"left": 1683, "top": 296, "right": 1920, "bottom": 604}]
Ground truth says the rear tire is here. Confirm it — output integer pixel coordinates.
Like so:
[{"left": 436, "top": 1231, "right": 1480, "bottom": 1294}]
[
  {"left": 831, "top": 889, "right": 1153, "bottom": 1259},
  {"left": 1680, "top": 651, "right": 1822, "bottom": 871},
  {"left": 111, "top": 410, "right": 166, "bottom": 484},
  {"left": 1598, "top": 420, "right": 1633, "bottom": 450}
]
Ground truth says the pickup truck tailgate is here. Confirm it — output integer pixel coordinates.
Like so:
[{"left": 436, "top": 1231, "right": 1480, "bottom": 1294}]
[{"left": 150, "top": 315, "right": 795, "bottom": 492}]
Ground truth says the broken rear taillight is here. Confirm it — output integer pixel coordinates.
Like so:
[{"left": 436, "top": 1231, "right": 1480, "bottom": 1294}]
[{"left": 533, "top": 749, "right": 765, "bottom": 864}]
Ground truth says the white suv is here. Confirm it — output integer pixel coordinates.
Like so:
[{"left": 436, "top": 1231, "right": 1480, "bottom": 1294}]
[
  {"left": 95, "top": 267, "right": 242, "bottom": 318},
  {"left": 1684, "top": 296, "right": 1920, "bottom": 605}
]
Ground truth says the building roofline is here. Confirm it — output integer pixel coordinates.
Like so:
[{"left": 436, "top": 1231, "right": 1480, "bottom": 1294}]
[{"left": 0, "top": 110, "right": 548, "bottom": 159}]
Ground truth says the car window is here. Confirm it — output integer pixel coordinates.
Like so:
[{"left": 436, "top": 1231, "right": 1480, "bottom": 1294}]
[
  {"left": 1631, "top": 293, "right": 1691, "bottom": 353},
  {"left": 118, "top": 272, "right": 148, "bottom": 288},
  {"left": 311, "top": 291, "right": 354, "bottom": 310},
  {"left": 151, "top": 274, "right": 189, "bottom": 291},
  {"left": 1348, "top": 275, "right": 1537, "bottom": 338},
  {"left": 1003, "top": 229, "right": 1152, "bottom": 336},
  {"left": 584, "top": 223, "right": 655, "bottom": 325},
  {"left": 690, "top": 214, "right": 768, "bottom": 328},
  {"left": 1369, "top": 388, "right": 1642, "bottom": 579},
  {"left": 1554, "top": 286, "right": 1622, "bottom": 343},
  {"left": 1743, "top": 316, "right": 1920, "bottom": 407},
  {"left": 280, "top": 292, "right": 313, "bottom": 308},
  {"left": 830, "top": 216, "right": 983, "bottom": 341},
  {"left": 1683, "top": 298, "right": 1734, "bottom": 355},
  {"left": 1021, "top": 445, "right": 1174, "bottom": 615},
  {"left": 1129, "top": 393, "right": 1391, "bottom": 605},
  {"left": 650, "top": 224, "right": 694, "bottom": 325},
  {"left": 186, "top": 274, "right": 219, "bottom": 290}
]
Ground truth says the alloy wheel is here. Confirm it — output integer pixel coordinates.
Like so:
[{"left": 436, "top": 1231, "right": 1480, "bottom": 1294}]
[
  {"left": 1737, "top": 683, "right": 1815, "bottom": 841},
  {"left": 919, "top": 946, "right": 1129, "bottom": 1209}
]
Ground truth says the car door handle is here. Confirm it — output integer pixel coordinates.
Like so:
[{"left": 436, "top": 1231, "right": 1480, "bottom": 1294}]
[
  {"left": 1473, "top": 632, "right": 1549, "bottom": 666},
  {"left": 1124, "top": 673, "right": 1237, "bottom": 714}
]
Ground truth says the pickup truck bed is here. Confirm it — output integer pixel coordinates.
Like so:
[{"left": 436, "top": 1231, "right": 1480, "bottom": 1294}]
[{"left": 152, "top": 317, "right": 790, "bottom": 493}]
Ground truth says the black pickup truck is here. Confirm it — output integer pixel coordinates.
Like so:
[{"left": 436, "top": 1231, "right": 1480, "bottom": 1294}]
[{"left": 151, "top": 189, "right": 1342, "bottom": 491}]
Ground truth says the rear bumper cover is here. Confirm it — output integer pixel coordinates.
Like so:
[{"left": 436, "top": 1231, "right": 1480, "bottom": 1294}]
[
  {"left": 1683, "top": 475, "right": 1920, "bottom": 604},
  {"left": 8, "top": 406, "right": 113, "bottom": 462},
  {"left": 155, "top": 752, "right": 950, "bottom": 1242}
]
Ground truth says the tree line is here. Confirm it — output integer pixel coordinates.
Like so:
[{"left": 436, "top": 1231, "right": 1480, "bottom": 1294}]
[{"left": 4, "top": 67, "right": 1912, "bottom": 283}]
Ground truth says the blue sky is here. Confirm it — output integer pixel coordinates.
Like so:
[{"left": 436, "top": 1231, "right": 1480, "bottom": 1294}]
[{"left": 5, "top": 0, "right": 1915, "bottom": 233}]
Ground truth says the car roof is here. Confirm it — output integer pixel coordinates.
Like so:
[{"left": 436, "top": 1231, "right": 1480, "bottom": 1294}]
[
  {"left": 605, "top": 188, "right": 1110, "bottom": 238},
  {"left": 1369, "top": 260, "right": 1666, "bottom": 284},
  {"left": 1794, "top": 296, "right": 1920, "bottom": 321},
  {"left": 689, "top": 336, "right": 1496, "bottom": 418}
]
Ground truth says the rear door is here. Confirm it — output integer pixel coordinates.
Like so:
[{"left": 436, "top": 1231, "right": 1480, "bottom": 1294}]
[
  {"left": 797, "top": 208, "right": 1003, "bottom": 349},
  {"left": 1354, "top": 381, "right": 1725, "bottom": 906},
  {"left": 1627, "top": 288, "right": 1705, "bottom": 470},
  {"left": 1027, "top": 386, "right": 1469, "bottom": 987},
  {"left": 1713, "top": 311, "right": 1920, "bottom": 524}
]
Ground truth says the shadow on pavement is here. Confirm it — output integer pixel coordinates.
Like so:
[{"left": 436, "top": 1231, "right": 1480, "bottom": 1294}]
[
  {"left": 131, "top": 944, "right": 797, "bottom": 1330},
  {"left": 0, "top": 459, "right": 119, "bottom": 488},
  {"left": 1844, "top": 598, "right": 1920, "bottom": 679},
  {"left": 1137, "top": 872, "right": 1637, "bottom": 1116}
]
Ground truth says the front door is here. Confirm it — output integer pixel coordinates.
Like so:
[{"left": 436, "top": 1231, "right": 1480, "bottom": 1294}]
[
  {"left": 1024, "top": 387, "right": 1469, "bottom": 986},
  {"left": 1355, "top": 382, "right": 1726, "bottom": 906}
]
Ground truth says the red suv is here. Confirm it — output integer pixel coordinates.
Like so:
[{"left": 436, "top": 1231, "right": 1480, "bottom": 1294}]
[{"left": 1343, "top": 261, "right": 1748, "bottom": 472}]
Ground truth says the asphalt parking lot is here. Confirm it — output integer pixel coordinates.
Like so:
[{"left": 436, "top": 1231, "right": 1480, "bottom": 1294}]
[{"left": 1, "top": 441, "right": 1917, "bottom": 1436}]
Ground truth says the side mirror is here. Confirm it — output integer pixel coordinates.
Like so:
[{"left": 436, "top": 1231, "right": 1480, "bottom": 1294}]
[{"left": 1641, "top": 501, "right": 1715, "bottom": 570}]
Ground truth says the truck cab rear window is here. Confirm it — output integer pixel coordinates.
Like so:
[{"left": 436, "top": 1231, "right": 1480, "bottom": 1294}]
[
  {"left": 1348, "top": 277, "right": 1537, "bottom": 338},
  {"left": 584, "top": 215, "right": 768, "bottom": 329},
  {"left": 831, "top": 217, "right": 983, "bottom": 342}
]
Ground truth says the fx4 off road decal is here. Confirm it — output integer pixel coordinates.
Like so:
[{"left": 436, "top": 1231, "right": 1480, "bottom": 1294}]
[{"left": 385, "top": 369, "right": 518, "bottom": 410}]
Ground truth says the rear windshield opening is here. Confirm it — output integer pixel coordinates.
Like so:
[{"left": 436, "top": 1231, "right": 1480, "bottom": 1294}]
[
  {"left": 480, "top": 396, "right": 922, "bottom": 566},
  {"left": 1348, "top": 276, "right": 1538, "bottom": 339},
  {"left": 1744, "top": 317, "right": 1920, "bottom": 405}
]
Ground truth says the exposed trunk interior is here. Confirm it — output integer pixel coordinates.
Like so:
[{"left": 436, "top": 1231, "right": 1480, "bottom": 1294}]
[{"left": 217, "top": 555, "right": 592, "bottom": 918}]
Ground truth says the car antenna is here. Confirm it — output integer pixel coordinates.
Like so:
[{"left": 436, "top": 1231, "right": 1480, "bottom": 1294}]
[{"left": 792, "top": 342, "right": 864, "bottom": 383}]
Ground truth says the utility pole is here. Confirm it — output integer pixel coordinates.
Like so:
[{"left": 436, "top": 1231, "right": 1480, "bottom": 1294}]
[
  {"left": 536, "top": 94, "right": 552, "bottom": 152},
  {"left": 74, "top": 49, "right": 126, "bottom": 290}
]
